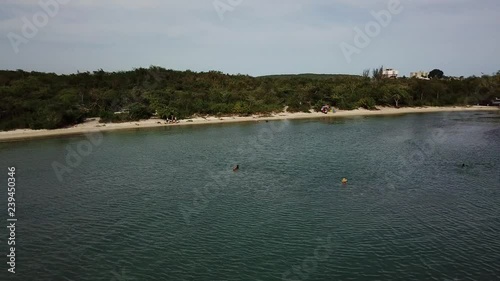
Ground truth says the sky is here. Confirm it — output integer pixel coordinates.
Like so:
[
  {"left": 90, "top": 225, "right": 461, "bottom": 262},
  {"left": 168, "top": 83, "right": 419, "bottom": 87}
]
[{"left": 0, "top": 0, "right": 499, "bottom": 77}]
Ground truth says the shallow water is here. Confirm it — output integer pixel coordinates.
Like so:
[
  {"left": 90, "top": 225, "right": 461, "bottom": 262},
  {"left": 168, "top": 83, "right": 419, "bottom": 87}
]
[{"left": 0, "top": 111, "right": 499, "bottom": 280}]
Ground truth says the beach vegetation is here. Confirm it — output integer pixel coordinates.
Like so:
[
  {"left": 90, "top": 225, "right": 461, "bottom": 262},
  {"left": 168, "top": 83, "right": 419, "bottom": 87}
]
[{"left": 0, "top": 67, "right": 498, "bottom": 130}]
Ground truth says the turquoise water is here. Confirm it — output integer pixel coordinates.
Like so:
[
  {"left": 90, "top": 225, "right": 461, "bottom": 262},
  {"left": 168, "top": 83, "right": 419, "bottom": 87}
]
[{"left": 1, "top": 111, "right": 499, "bottom": 281}]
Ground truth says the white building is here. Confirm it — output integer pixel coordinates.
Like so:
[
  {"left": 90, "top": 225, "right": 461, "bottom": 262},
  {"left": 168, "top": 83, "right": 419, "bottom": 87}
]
[
  {"left": 410, "top": 71, "right": 429, "bottom": 80},
  {"left": 382, "top": 68, "right": 399, "bottom": 79}
]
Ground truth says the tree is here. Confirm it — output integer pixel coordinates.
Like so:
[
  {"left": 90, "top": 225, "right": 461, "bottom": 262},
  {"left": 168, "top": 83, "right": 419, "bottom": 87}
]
[
  {"left": 362, "top": 69, "right": 370, "bottom": 78},
  {"left": 0, "top": 67, "right": 499, "bottom": 131},
  {"left": 429, "top": 69, "right": 444, "bottom": 79},
  {"left": 128, "top": 103, "right": 153, "bottom": 120},
  {"left": 429, "top": 81, "right": 446, "bottom": 104},
  {"left": 372, "top": 65, "right": 384, "bottom": 81},
  {"left": 382, "top": 84, "right": 409, "bottom": 108}
]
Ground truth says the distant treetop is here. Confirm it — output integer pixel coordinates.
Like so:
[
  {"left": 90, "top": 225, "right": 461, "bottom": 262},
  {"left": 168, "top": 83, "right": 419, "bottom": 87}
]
[{"left": 429, "top": 69, "right": 444, "bottom": 79}]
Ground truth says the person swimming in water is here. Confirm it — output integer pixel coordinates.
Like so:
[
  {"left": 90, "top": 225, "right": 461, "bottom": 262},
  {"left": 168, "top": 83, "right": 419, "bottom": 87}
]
[{"left": 233, "top": 165, "right": 239, "bottom": 171}]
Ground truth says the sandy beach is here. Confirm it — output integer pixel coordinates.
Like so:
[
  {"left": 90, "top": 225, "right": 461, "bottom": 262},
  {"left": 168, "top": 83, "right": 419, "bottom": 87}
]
[{"left": 0, "top": 106, "right": 498, "bottom": 142}]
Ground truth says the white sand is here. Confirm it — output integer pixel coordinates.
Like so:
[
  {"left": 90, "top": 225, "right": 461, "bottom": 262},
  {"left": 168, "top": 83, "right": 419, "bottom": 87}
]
[{"left": 0, "top": 106, "right": 498, "bottom": 142}]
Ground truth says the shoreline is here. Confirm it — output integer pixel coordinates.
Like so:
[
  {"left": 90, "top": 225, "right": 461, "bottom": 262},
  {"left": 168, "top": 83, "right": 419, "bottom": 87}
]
[{"left": 1, "top": 106, "right": 498, "bottom": 142}]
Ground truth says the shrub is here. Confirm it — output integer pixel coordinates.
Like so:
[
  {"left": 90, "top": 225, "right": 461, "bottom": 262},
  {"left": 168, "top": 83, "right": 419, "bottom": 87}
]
[
  {"left": 356, "top": 97, "right": 377, "bottom": 110},
  {"left": 128, "top": 103, "right": 153, "bottom": 120}
]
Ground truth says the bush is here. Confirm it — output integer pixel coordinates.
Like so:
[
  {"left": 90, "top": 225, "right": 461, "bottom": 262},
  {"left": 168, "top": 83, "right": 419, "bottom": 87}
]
[
  {"left": 128, "top": 103, "right": 153, "bottom": 120},
  {"left": 356, "top": 97, "right": 377, "bottom": 110},
  {"left": 0, "top": 68, "right": 498, "bottom": 131},
  {"left": 155, "top": 107, "right": 173, "bottom": 120},
  {"left": 336, "top": 100, "right": 356, "bottom": 110},
  {"left": 232, "top": 101, "right": 252, "bottom": 116},
  {"left": 287, "top": 102, "right": 310, "bottom": 113},
  {"left": 99, "top": 111, "right": 128, "bottom": 123}
]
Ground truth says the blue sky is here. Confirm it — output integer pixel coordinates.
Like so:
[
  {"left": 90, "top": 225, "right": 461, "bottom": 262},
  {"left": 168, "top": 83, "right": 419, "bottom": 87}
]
[{"left": 1, "top": 0, "right": 499, "bottom": 77}]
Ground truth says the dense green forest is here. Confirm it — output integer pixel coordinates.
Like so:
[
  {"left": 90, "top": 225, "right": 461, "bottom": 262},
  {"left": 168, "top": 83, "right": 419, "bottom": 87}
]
[{"left": 0, "top": 66, "right": 499, "bottom": 131}]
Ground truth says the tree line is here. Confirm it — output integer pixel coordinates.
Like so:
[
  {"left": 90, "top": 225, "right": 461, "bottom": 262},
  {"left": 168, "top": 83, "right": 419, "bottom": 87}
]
[{"left": 0, "top": 67, "right": 498, "bottom": 131}]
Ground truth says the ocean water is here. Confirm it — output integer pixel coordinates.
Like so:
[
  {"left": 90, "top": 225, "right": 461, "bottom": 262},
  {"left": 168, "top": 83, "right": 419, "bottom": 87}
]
[{"left": 0, "top": 111, "right": 499, "bottom": 281}]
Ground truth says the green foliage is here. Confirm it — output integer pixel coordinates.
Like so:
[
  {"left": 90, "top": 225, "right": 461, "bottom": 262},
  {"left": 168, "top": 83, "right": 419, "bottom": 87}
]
[
  {"left": 156, "top": 107, "right": 179, "bottom": 120},
  {"left": 259, "top": 74, "right": 361, "bottom": 80},
  {"left": 381, "top": 83, "right": 410, "bottom": 107},
  {"left": 287, "top": 103, "right": 311, "bottom": 113},
  {"left": 128, "top": 103, "right": 153, "bottom": 120},
  {"left": 372, "top": 66, "right": 384, "bottom": 80},
  {"left": 99, "top": 111, "right": 120, "bottom": 123},
  {"left": 0, "top": 67, "right": 498, "bottom": 131},
  {"left": 233, "top": 101, "right": 251, "bottom": 116},
  {"left": 357, "top": 97, "right": 377, "bottom": 110},
  {"left": 429, "top": 69, "right": 444, "bottom": 79}
]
